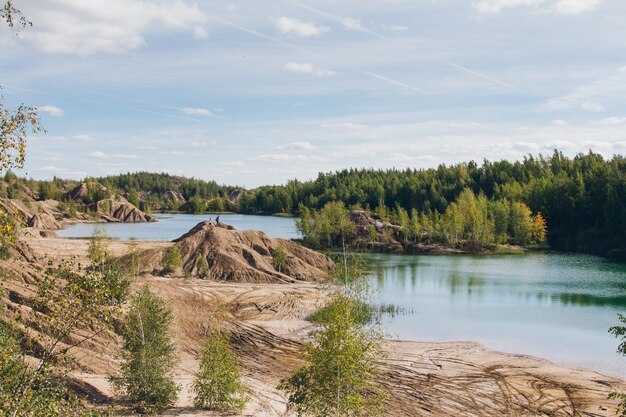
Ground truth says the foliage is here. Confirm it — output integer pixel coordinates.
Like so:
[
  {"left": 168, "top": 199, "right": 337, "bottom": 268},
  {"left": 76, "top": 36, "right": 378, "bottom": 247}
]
[
  {"left": 124, "top": 240, "right": 143, "bottom": 278},
  {"left": 0, "top": 94, "right": 43, "bottom": 172},
  {"left": 196, "top": 256, "right": 209, "bottom": 278},
  {"left": 279, "top": 293, "right": 387, "bottom": 417},
  {"left": 191, "top": 330, "right": 248, "bottom": 412},
  {"left": 609, "top": 314, "right": 626, "bottom": 416},
  {"left": 1, "top": 0, "right": 30, "bottom": 28},
  {"left": 110, "top": 286, "right": 179, "bottom": 411},
  {"left": 161, "top": 244, "right": 182, "bottom": 274},
  {"left": 296, "top": 201, "right": 356, "bottom": 248},
  {"left": 271, "top": 246, "right": 288, "bottom": 273},
  {"left": 88, "top": 229, "right": 110, "bottom": 267},
  {"left": 279, "top": 255, "right": 387, "bottom": 417},
  {"left": 0, "top": 208, "right": 19, "bottom": 259},
  {"left": 1, "top": 258, "right": 122, "bottom": 417}
]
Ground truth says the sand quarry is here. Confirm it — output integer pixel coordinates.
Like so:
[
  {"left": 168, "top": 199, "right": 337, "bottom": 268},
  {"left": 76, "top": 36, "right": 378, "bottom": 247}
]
[{"left": 7, "top": 229, "right": 626, "bottom": 417}]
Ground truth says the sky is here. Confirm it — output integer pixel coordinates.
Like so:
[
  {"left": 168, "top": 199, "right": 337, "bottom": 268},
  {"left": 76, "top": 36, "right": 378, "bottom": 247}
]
[{"left": 1, "top": 0, "right": 625, "bottom": 187}]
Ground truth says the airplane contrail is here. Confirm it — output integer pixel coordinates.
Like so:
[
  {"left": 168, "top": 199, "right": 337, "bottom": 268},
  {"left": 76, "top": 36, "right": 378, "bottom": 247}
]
[
  {"left": 287, "top": 0, "right": 515, "bottom": 89},
  {"left": 210, "top": 16, "right": 430, "bottom": 95}
]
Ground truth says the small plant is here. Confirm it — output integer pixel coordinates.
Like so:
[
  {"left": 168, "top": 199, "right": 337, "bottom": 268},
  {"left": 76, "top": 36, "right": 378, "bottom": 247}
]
[
  {"left": 124, "top": 239, "right": 143, "bottom": 278},
  {"left": 0, "top": 209, "right": 18, "bottom": 260},
  {"left": 161, "top": 244, "right": 182, "bottom": 274},
  {"left": 609, "top": 314, "right": 626, "bottom": 416},
  {"left": 192, "top": 330, "right": 248, "bottom": 412},
  {"left": 271, "top": 246, "right": 288, "bottom": 273},
  {"left": 196, "top": 256, "right": 209, "bottom": 279},
  {"left": 87, "top": 228, "right": 110, "bottom": 268}
]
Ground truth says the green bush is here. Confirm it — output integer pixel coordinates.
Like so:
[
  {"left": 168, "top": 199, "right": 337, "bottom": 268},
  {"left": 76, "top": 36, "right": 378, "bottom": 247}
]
[
  {"left": 110, "top": 286, "right": 179, "bottom": 411},
  {"left": 161, "top": 245, "right": 182, "bottom": 274},
  {"left": 196, "top": 256, "right": 209, "bottom": 278},
  {"left": 192, "top": 330, "right": 248, "bottom": 412}
]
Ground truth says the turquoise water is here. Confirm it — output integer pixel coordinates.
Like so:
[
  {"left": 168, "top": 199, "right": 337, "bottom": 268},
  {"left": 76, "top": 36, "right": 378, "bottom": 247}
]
[
  {"left": 56, "top": 214, "right": 626, "bottom": 377},
  {"left": 56, "top": 213, "right": 299, "bottom": 240},
  {"left": 366, "top": 252, "right": 626, "bottom": 377}
]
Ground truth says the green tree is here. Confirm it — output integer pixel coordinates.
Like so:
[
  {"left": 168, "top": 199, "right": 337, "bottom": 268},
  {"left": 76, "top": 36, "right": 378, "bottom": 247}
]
[
  {"left": 609, "top": 314, "right": 626, "bottom": 416},
  {"left": 88, "top": 228, "right": 110, "bottom": 268},
  {"left": 110, "top": 286, "right": 179, "bottom": 412},
  {"left": 509, "top": 202, "right": 534, "bottom": 245},
  {"left": 271, "top": 246, "right": 288, "bottom": 273},
  {"left": 192, "top": 330, "right": 248, "bottom": 412},
  {"left": 162, "top": 244, "right": 182, "bottom": 274},
  {"left": 279, "top": 255, "right": 387, "bottom": 417},
  {"left": 2, "top": 259, "right": 123, "bottom": 417}
]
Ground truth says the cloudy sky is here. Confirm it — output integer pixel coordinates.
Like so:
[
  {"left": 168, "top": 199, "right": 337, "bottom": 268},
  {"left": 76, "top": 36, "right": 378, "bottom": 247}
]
[{"left": 1, "top": 0, "right": 625, "bottom": 187}]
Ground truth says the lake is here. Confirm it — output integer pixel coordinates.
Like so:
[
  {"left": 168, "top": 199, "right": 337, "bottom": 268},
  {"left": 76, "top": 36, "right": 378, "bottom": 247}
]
[
  {"left": 57, "top": 214, "right": 626, "bottom": 377},
  {"left": 57, "top": 213, "right": 300, "bottom": 240}
]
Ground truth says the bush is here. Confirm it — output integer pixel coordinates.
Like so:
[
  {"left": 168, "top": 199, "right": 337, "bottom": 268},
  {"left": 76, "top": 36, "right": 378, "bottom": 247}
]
[
  {"left": 110, "top": 286, "right": 179, "bottom": 411},
  {"left": 87, "top": 229, "right": 109, "bottom": 267},
  {"left": 196, "top": 256, "right": 209, "bottom": 278},
  {"left": 192, "top": 330, "right": 248, "bottom": 412},
  {"left": 271, "top": 246, "right": 288, "bottom": 273},
  {"left": 161, "top": 245, "right": 182, "bottom": 274}
]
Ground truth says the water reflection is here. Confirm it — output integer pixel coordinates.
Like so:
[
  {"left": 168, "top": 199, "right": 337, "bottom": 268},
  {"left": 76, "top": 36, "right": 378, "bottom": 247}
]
[{"left": 362, "top": 252, "right": 626, "bottom": 377}]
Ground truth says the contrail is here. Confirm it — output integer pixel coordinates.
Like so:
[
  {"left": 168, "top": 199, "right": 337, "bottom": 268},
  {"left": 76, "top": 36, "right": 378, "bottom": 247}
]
[
  {"left": 288, "top": 0, "right": 515, "bottom": 89},
  {"left": 211, "top": 16, "right": 430, "bottom": 95},
  {"left": 4, "top": 85, "right": 212, "bottom": 123}
]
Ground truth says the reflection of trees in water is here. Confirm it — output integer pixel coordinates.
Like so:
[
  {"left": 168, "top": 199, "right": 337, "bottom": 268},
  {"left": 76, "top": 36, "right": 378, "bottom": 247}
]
[{"left": 448, "top": 272, "right": 486, "bottom": 298}]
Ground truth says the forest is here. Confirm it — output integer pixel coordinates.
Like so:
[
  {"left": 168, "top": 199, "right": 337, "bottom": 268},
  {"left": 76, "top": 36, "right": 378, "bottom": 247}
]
[{"left": 3, "top": 150, "right": 625, "bottom": 260}]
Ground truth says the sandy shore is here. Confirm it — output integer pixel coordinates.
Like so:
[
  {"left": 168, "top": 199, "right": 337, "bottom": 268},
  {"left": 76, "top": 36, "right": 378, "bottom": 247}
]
[{"left": 24, "top": 235, "right": 626, "bottom": 416}]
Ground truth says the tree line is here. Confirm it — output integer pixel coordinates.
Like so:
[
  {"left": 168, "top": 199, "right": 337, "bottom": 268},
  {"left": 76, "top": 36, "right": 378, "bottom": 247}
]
[{"left": 297, "top": 188, "right": 547, "bottom": 251}]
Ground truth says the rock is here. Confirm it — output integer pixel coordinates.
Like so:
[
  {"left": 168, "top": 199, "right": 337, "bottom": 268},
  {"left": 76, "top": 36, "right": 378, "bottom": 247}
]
[
  {"left": 89, "top": 198, "right": 154, "bottom": 223},
  {"left": 61, "top": 182, "right": 110, "bottom": 203},
  {"left": 228, "top": 188, "right": 245, "bottom": 203},
  {"left": 0, "top": 198, "right": 64, "bottom": 230},
  {"left": 163, "top": 190, "right": 185, "bottom": 203}
]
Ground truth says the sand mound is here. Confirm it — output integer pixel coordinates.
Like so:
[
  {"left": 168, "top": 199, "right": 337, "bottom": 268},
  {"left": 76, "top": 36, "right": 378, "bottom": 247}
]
[
  {"left": 137, "top": 221, "right": 334, "bottom": 283},
  {"left": 89, "top": 197, "right": 154, "bottom": 223}
]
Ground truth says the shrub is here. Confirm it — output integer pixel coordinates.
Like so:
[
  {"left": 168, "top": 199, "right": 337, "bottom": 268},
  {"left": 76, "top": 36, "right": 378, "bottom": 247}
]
[
  {"left": 110, "top": 286, "right": 179, "bottom": 411},
  {"left": 161, "top": 245, "right": 182, "bottom": 274},
  {"left": 192, "top": 330, "right": 248, "bottom": 412},
  {"left": 196, "top": 256, "right": 209, "bottom": 279}
]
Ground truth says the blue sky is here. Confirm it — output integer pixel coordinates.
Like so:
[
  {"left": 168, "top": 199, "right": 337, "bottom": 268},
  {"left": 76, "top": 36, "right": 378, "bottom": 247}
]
[{"left": 1, "top": 0, "right": 625, "bottom": 187}]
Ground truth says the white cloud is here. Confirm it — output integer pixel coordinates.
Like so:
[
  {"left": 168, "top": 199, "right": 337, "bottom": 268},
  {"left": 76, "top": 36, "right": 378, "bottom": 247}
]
[
  {"left": 390, "top": 24, "right": 408, "bottom": 31},
  {"left": 554, "top": 0, "right": 600, "bottom": 14},
  {"left": 284, "top": 62, "right": 336, "bottom": 77},
  {"left": 193, "top": 26, "right": 208, "bottom": 39},
  {"left": 275, "top": 17, "right": 330, "bottom": 37},
  {"left": 341, "top": 17, "right": 365, "bottom": 31},
  {"left": 321, "top": 122, "right": 369, "bottom": 130},
  {"left": 172, "top": 151, "right": 186, "bottom": 156},
  {"left": 19, "top": 0, "right": 206, "bottom": 55},
  {"left": 551, "top": 119, "right": 568, "bottom": 125},
  {"left": 190, "top": 140, "right": 216, "bottom": 147},
  {"left": 252, "top": 153, "right": 317, "bottom": 162},
  {"left": 598, "top": 116, "right": 626, "bottom": 125},
  {"left": 221, "top": 161, "right": 245, "bottom": 166},
  {"left": 182, "top": 107, "right": 214, "bottom": 117},
  {"left": 73, "top": 134, "right": 94, "bottom": 142},
  {"left": 39, "top": 105, "right": 65, "bottom": 117},
  {"left": 580, "top": 100, "right": 605, "bottom": 112},
  {"left": 473, "top": 0, "right": 600, "bottom": 15},
  {"left": 474, "top": 0, "right": 544, "bottom": 14},
  {"left": 278, "top": 141, "right": 316, "bottom": 151},
  {"left": 87, "top": 151, "right": 138, "bottom": 159}
]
